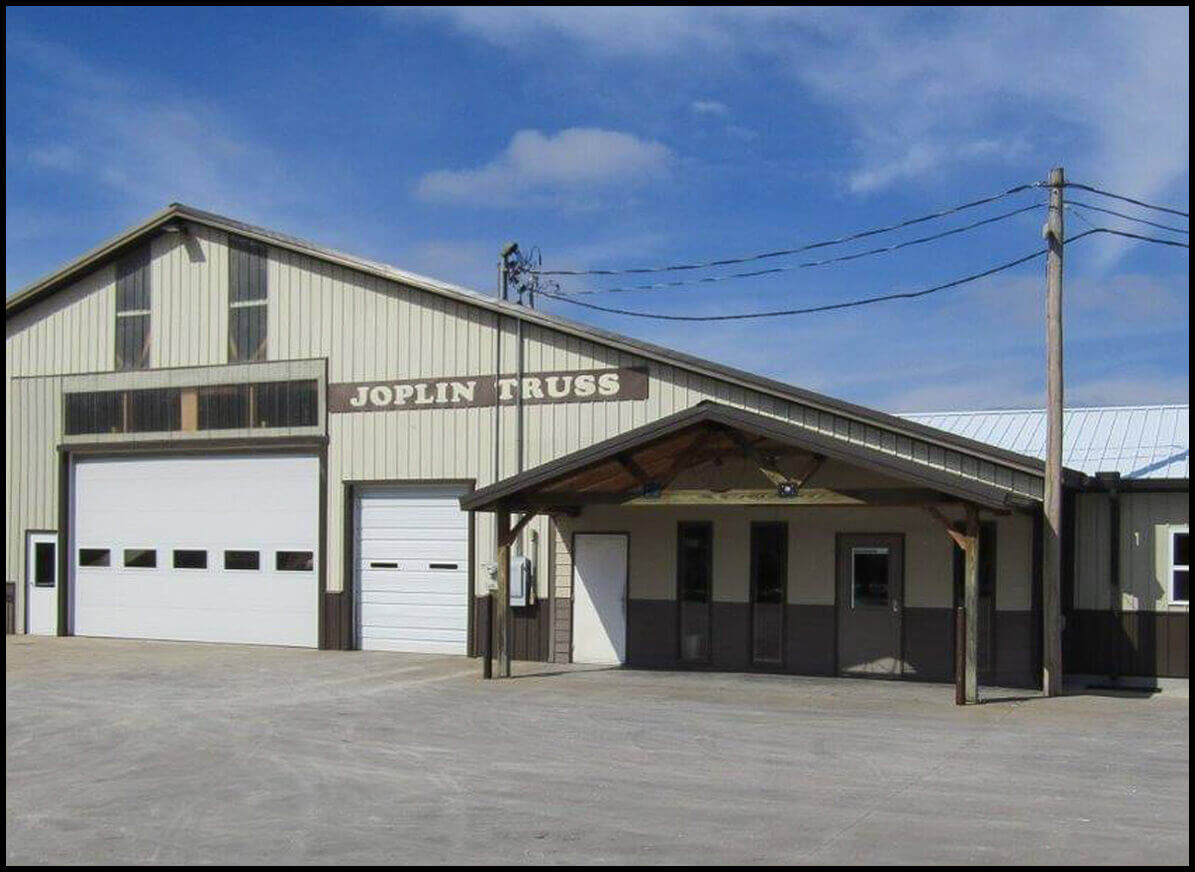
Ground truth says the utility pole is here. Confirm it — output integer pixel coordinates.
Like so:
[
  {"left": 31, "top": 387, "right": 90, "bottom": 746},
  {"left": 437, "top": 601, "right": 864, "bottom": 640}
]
[
  {"left": 489, "top": 243, "right": 519, "bottom": 680},
  {"left": 1042, "top": 167, "right": 1065, "bottom": 697}
]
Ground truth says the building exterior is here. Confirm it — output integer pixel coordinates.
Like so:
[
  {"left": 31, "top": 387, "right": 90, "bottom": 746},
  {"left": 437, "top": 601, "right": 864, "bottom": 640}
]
[
  {"left": 6, "top": 205, "right": 1188, "bottom": 685},
  {"left": 904, "top": 406, "right": 1189, "bottom": 679}
]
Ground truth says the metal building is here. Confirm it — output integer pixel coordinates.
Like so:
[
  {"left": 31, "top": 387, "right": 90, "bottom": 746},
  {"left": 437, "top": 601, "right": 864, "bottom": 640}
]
[{"left": 6, "top": 205, "right": 1188, "bottom": 685}]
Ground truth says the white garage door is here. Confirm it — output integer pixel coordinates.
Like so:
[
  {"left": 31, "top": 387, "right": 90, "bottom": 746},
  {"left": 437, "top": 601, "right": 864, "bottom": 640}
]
[
  {"left": 72, "top": 454, "right": 319, "bottom": 647},
  {"left": 355, "top": 486, "right": 469, "bottom": 654}
]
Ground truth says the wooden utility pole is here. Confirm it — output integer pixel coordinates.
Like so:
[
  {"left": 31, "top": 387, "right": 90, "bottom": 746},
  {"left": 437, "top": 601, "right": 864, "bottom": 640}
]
[{"left": 1042, "top": 166, "right": 1065, "bottom": 697}]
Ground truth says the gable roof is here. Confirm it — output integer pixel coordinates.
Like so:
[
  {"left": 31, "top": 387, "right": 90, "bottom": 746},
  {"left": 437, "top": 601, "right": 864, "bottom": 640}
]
[
  {"left": 461, "top": 400, "right": 1032, "bottom": 512},
  {"left": 902, "top": 405, "right": 1189, "bottom": 481},
  {"left": 7, "top": 202, "right": 1049, "bottom": 478}
]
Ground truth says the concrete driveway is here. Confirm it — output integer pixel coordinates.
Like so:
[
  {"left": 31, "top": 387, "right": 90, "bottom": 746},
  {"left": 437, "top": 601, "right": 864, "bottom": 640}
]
[{"left": 5, "top": 637, "right": 1189, "bottom": 865}]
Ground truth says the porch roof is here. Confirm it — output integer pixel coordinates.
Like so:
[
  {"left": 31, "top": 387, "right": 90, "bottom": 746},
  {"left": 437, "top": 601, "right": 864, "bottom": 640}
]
[{"left": 461, "top": 401, "right": 1042, "bottom": 514}]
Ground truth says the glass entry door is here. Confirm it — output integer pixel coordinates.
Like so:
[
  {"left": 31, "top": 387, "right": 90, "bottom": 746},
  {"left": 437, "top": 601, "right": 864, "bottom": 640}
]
[
  {"left": 677, "top": 522, "right": 713, "bottom": 663},
  {"left": 750, "top": 522, "right": 788, "bottom": 666}
]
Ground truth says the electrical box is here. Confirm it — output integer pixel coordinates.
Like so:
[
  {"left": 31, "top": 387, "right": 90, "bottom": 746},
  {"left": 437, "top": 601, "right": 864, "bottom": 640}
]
[{"left": 509, "top": 554, "right": 533, "bottom": 607}]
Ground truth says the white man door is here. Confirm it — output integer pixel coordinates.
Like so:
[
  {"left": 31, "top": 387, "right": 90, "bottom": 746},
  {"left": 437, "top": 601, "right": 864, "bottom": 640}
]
[{"left": 571, "top": 533, "right": 628, "bottom": 665}]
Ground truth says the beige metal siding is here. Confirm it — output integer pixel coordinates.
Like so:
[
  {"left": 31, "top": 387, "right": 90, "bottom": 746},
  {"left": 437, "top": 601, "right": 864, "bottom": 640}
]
[{"left": 1073, "top": 490, "right": 1189, "bottom": 612}]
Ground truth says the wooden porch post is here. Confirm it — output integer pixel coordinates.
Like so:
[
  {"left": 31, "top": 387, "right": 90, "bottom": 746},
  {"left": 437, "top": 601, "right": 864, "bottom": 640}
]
[
  {"left": 927, "top": 504, "right": 981, "bottom": 705},
  {"left": 495, "top": 508, "right": 511, "bottom": 679},
  {"left": 963, "top": 503, "right": 980, "bottom": 705}
]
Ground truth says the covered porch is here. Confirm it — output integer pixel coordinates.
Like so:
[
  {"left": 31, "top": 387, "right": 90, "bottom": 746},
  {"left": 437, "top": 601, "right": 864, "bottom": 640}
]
[{"left": 463, "top": 401, "right": 1045, "bottom": 703}]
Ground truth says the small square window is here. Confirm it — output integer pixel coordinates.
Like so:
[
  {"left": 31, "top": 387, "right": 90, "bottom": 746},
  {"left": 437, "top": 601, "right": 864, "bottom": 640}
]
[
  {"left": 276, "top": 551, "right": 314, "bottom": 572},
  {"left": 852, "top": 547, "right": 890, "bottom": 608},
  {"left": 1171, "top": 528, "right": 1190, "bottom": 605},
  {"left": 224, "top": 550, "right": 260, "bottom": 571},
  {"left": 79, "top": 548, "right": 111, "bottom": 568},
  {"left": 173, "top": 549, "right": 208, "bottom": 570},
  {"left": 124, "top": 549, "right": 157, "bottom": 569}
]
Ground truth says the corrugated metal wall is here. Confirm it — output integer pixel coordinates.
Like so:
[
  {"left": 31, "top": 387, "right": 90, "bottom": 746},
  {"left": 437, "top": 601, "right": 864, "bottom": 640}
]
[{"left": 8, "top": 224, "right": 1050, "bottom": 630}]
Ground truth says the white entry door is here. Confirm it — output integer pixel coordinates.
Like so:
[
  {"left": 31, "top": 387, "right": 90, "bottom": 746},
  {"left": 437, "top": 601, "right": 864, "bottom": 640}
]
[
  {"left": 572, "top": 533, "right": 628, "bottom": 665},
  {"left": 355, "top": 485, "right": 470, "bottom": 654},
  {"left": 26, "top": 532, "right": 58, "bottom": 636}
]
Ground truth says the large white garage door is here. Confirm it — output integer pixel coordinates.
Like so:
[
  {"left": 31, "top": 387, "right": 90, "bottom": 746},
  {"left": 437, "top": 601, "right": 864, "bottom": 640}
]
[
  {"left": 72, "top": 454, "right": 319, "bottom": 647},
  {"left": 355, "top": 486, "right": 469, "bottom": 654}
]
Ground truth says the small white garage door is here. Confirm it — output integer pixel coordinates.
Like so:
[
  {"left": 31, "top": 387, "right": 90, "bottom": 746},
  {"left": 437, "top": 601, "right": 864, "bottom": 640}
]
[
  {"left": 355, "top": 485, "right": 469, "bottom": 654},
  {"left": 72, "top": 454, "right": 319, "bottom": 647}
]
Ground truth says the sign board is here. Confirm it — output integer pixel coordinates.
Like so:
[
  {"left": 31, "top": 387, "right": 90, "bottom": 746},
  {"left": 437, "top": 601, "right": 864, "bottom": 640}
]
[{"left": 328, "top": 366, "right": 648, "bottom": 413}]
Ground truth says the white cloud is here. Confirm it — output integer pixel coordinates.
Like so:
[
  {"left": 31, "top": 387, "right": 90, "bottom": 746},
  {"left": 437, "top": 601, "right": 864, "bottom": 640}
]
[
  {"left": 691, "top": 99, "right": 728, "bottom": 116},
  {"left": 415, "top": 128, "right": 673, "bottom": 207},
  {"left": 400, "top": 7, "right": 1190, "bottom": 230}
]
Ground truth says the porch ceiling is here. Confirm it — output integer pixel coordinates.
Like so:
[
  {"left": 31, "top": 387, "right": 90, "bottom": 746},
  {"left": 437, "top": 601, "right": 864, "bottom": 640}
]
[{"left": 462, "top": 401, "right": 1035, "bottom": 514}]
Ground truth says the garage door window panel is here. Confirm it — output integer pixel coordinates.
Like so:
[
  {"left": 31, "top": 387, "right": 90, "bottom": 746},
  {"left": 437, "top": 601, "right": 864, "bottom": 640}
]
[
  {"left": 224, "top": 550, "right": 261, "bottom": 571},
  {"left": 276, "top": 550, "right": 314, "bottom": 572},
  {"left": 173, "top": 550, "right": 208, "bottom": 570},
  {"left": 123, "top": 549, "right": 157, "bottom": 569},
  {"left": 79, "top": 548, "right": 111, "bottom": 568}
]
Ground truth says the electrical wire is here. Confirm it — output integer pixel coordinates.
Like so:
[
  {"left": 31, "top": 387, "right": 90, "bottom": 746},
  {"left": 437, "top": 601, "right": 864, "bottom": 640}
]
[
  {"left": 536, "top": 246, "right": 1051, "bottom": 322},
  {"left": 535, "top": 182, "right": 1044, "bottom": 277},
  {"left": 535, "top": 226, "right": 1186, "bottom": 323},
  {"left": 553, "top": 203, "right": 1043, "bottom": 296},
  {"left": 1067, "top": 199, "right": 1188, "bottom": 235},
  {"left": 1064, "top": 182, "right": 1189, "bottom": 219},
  {"left": 1078, "top": 226, "right": 1190, "bottom": 249}
]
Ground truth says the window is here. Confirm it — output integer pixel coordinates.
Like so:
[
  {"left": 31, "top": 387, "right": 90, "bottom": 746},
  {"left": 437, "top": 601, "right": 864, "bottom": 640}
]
[
  {"left": 34, "top": 541, "right": 56, "bottom": 588},
  {"left": 128, "top": 387, "right": 182, "bottom": 433},
  {"left": 197, "top": 384, "right": 251, "bottom": 429},
  {"left": 851, "top": 547, "right": 890, "bottom": 608},
  {"left": 115, "top": 248, "right": 152, "bottom": 370},
  {"left": 1171, "top": 527, "right": 1189, "bottom": 605},
  {"left": 224, "top": 550, "right": 260, "bottom": 571},
  {"left": 254, "top": 380, "right": 319, "bottom": 428},
  {"left": 65, "top": 391, "right": 125, "bottom": 435},
  {"left": 173, "top": 549, "right": 208, "bottom": 570},
  {"left": 228, "top": 236, "right": 268, "bottom": 363},
  {"left": 123, "top": 548, "right": 157, "bottom": 569},
  {"left": 677, "top": 521, "right": 713, "bottom": 663},
  {"left": 276, "top": 551, "right": 314, "bottom": 572},
  {"left": 64, "top": 379, "right": 317, "bottom": 436},
  {"left": 79, "top": 548, "right": 111, "bottom": 567}
]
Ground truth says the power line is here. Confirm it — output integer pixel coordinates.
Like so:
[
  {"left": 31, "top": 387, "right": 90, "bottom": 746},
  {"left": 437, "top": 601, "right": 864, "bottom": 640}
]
[
  {"left": 535, "top": 181, "right": 1044, "bottom": 277},
  {"left": 536, "top": 245, "right": 1051, "bottom": 322},
  {"left": 1067, "top": 199, "right": 1188, "bottom": 235},
  {"left": 553, "top": 203, "right": 1043, "bottom": 296},
  {"left": 534, "top": 226, "right": 1186, "bottom": 323},
  {"left": 1064, "top": 182, "right": 1189, "bottom": 219},
  {"left": 1078, "top": 226, "right": 1190, "bottom": 249}
]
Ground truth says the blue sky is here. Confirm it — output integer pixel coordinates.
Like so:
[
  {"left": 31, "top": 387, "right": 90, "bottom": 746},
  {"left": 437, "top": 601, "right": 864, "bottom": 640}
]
[{"left": 6, "top": 7, "right": 1189, "bottom": 411}]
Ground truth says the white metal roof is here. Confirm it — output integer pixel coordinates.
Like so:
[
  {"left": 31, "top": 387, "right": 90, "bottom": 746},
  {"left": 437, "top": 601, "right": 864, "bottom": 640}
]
[{"left": 900, "top": 405, "right": 1189, "bottom": 480}]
